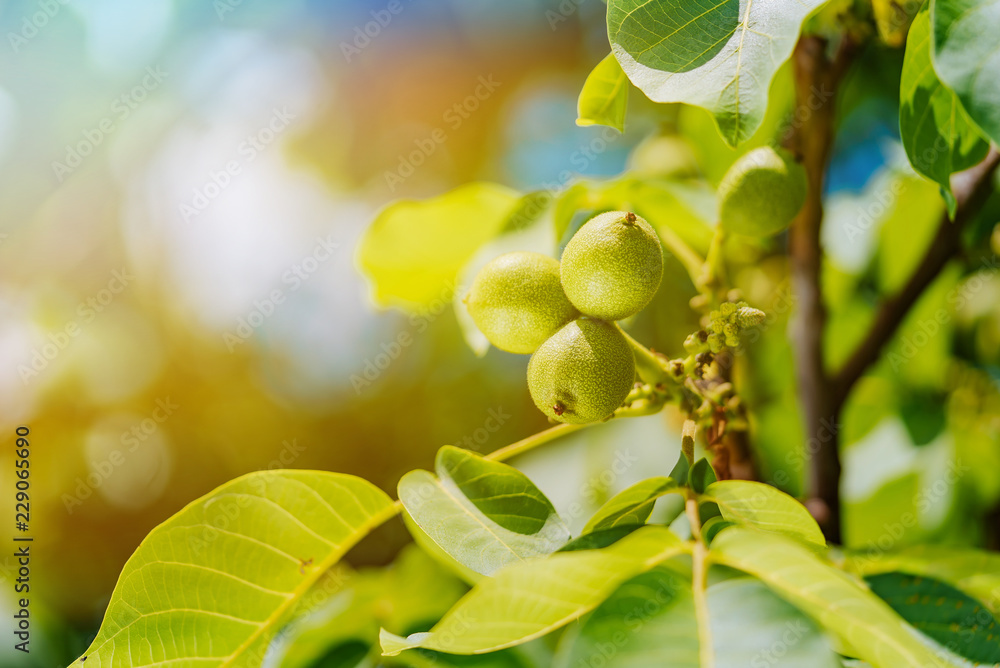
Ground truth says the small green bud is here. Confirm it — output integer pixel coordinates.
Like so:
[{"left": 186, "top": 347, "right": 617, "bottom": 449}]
[{"left": 734, "top": 306, "right": 766, "bottom": 328}]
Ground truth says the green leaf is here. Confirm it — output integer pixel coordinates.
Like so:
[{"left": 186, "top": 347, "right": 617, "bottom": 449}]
[
  {"left": 843, "top": 545, "right": 1000, "bottom": 614},
  {"left": 607, "top": 0, "right": 826, "bottom": 146},
  {"left": 359, "top": 183, "right": 520, "bottom": 311},
  {"left": 380, "top": 526, "right": 688, "bottom": 656},
  {"left": 577, "top": 53, "right": 630, "bottom": 133},
  {"left": 72, "top": 471, "right": 396, "bottom": 667},
  {"left": 556, "top": 570, "right": 840, "bottom": 667},
  {"left": 932, "top": 0, "right": 1000, "bottom": 145},
  {"left": 701, "top": 516, "right": 735, "bottom": 545},
  {"left": 582, "top": 476, "right": 681, "bottom": 533},
  {"left": 689, "top": 458, "right": 717, "bottom": 494},
  {"left": 900, "top": 7, "right": 988, "bottom": 216},
  {"left": 704, "top": 480, "right": 826, "bottom": 547},
  {"left": 866, "top": 572, "right": 1000, "bottom": 664},
  {"left": 398, "top": 446, "right": 571, "bottom": 577},
  {"left": 558, "top": 525, "right": 641, "bottom": 552},
  {"left": 712, "top": 529, "right": 945, "bottom": 668},
  {"left": 275, "top": 545, "right": 469, "bottom": 668},
  {"left": 670, "top": 450, "right": 692, "bottom": 486}
]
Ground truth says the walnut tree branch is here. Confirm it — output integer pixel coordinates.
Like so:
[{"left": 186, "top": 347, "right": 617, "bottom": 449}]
[
  {"left": 831, "top": 148, "right": 1000, "bottom": 412},
  {"left": 787, "top": 34, "right": 859, "bottom": 543}
]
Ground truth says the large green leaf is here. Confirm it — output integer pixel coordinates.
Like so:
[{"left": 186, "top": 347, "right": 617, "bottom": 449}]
[
  {"left": 359, "top": 183, "right": 520, "bottom": 311},
  {"left": 712, "top": 530, "right": 945, "bottom": 668},
  {"left": 607, "top": 0, "right": 826, "bottom": 146},
  {"left": 900, "top": 6, "right": 988, "bottom": 216},
  {"left": 866, "top": 572, "right": 1000, "bottom": 664},
  {"left": 577, "top": 53, "right": 630, "bottom": 133},
  {"left": 843, "top": 546, "right": 1000, "bottom": 614},
  {"left": 72, "top": 471, "right": 396, "bottom": 667},
  {"left": 582, "top": 476, "right": 681, "bottom": 533},
  {"left": 380, "top": 526, "right": 689, "bottom": 656},
  {"left": 274, "top": 545, "right": 469, "bottom": 668},
  {"left": 703, "top": 480, "right": 826, "bottom": 547},
  {"left": 555, "top": 570, "right": 840, "bottom": 667},
  {"left": 398, "top": 446, "right": 571, "bottom": 577},
  {"left": 932, "top": 0, "right": 1000, "bottom": 145}
]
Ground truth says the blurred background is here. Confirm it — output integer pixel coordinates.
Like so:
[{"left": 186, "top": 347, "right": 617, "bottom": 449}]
[{"left": 0, "top": 0, "right": 997, "bottom": 665}]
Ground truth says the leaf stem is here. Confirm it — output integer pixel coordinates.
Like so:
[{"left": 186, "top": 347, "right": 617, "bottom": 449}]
[
  {"left": 657, "top": 224, "right": 707, "bottom": 285},
  {"left": 699, "top": 227, "right": 728, "bottom": 303},
  {"left": 685, "top": 491, "right": 713, "bottom": 665},
  {"left": 485, "top": 423, "right": 586, "bottom": 462},
  {"left": 617, "top": 323, "right": 673, "bottom": 386}
]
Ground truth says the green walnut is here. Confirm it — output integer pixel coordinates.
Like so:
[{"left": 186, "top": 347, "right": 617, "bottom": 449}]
[
  {"left": 718, "top": 147, "right": 807, "bottom": 237},
  {"left": 560, "top": 211, "right": 663, "bottom": 321},
  {"left": 465, "top": 251, "right": 578, "bottom": 354},
  {"left": 527, "top": 318, "right": 635, "bottom": 424}
]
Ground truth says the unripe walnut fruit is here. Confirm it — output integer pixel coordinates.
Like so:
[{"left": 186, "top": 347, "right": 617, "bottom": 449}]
[
  {"left": 527, "top": 318, "right": 635, "bottom": 424},
  {"left": 466, "top": 251, "right": 578, "bottom": 354},
  {"left": 718, "top": 146, "right": 807, "bottom": 237},
  {"left": 560, "top": 211, "right": 663, "bottom": 321}
]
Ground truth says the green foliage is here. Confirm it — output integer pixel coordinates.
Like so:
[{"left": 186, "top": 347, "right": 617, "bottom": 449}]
[
  {"left": 71, "top": 471, "right": 396, "bottom": 667},
  {"left": 577, "top": 53, "right": 629, "bottom": 133},
  {"left": 359, "top": 183, "right": 520, "bottom": 310},
  {"left": 607, "top": 0, "right": 826, "bottom": 145},
  {"left": 712, "top": 530, "right": 946, "bottom": 667},
  {"left": 899, "top": 7, "right": 988, "bottom": 216},
  {"left": 398, "top": 446, "right": 571, "bottom": 577},
  {"left": 78, "top": 2, "right": 1000, "bottom": 667},
  {"left": 932, "top": 0, "right": 1000, "bottom": 146},
  {"left": 688, "top": 457, "right": 717, "bottom": 494},
  {"left": 557, "top": 572, "right": 842, "bottom": 667},
  {"left": 865, "top": 572, "right": 1000, "bottom": 663},
  {"left": 582, "top": 476, "right": 681, "bottom": 532},
  {"left": 705, "top": 480, "right": 826, "bottom": 547},
  {"left": 380, "top": 527, "right": 688, "bottom": 656}
]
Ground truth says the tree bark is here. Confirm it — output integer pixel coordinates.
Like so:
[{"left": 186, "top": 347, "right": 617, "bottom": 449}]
[{"left": 787, "top": 35, "right": 857, "bottom": 544}]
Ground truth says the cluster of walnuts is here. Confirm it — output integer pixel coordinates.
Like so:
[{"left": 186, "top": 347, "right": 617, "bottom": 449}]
[
  {"left": 466, "top": 211, "right": 663, "bottom": 424},
  {"left": 464, "top": 145, "right": 807, "bottom": 425}
]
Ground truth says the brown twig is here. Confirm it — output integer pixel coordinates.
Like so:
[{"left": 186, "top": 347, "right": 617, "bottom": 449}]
[
  {"left": 831, "top": 149, "right": 1000, "bottom": 411},
  {"left": 787, "top": 34, "right": 859, "bottom": 543}
]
